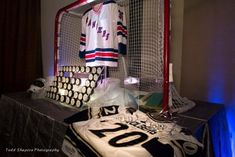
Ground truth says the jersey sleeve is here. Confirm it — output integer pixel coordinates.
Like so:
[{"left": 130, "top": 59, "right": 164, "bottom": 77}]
[
  {"left": 116, "top": 5, "right": 127, "bottom": 55},
  {"left": 79, "top": 15, "right": 87, "bottom": 59},
  {"left": 64, "top": 108, "right": 93, "bottom": 124},
  {"left": 64, "top": 105, "right": 120, "bottom": 124}
]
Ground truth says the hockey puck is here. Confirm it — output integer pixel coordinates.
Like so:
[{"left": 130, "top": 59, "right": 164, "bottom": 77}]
[
  {"left": 56, "top": 94, "right": 61, "bottom": 101},
  {"left": 68, "top": 90, "right": 74, "bottom": 97},
  {"left": 58, "top": 76, "right": 62, "bottom": 82},
  {"left": 88, "top": 74, "right": 93, "bottom": 80},
  {"left": 97, "top": 67, "right": 102, "bottom": 74},
  {"left": 93, "top": 74, "right": 99, "bottom": 81},
  {"left": 86, "top": 66, "right": 91, "bottom": 73},
  {"left": 70, "top": 98, "right": 76, "bottom": 106},
  {"left": 86, "top": 87, "right": 93, "bottom": 95},
  {"left": 90, "top": 80, "right": 96, "bottom": 88},
  {"left": 70, "top": 77, "right": 75, "bottom": 84},
  {"left": 80, "top": 66, "right": 85, "bottom": 73},
  {"left": 65, "top": 66, "right": 69, "bottom": 72},
  {"left": 75, "top": 66, "right": 80, "bottom": 72},
  {"left": 62, "top": 77, "right": 66, "bottom": 83},
  {"left": 60, "top": 95, "right": 65, "bottom": 102},
  {"left": 63, "top": 66, "right": 66, "bottom": 72},
  {"left": 63, "top": 83, "right": 67, "bottom": 89},
  {"left": 83, "top": 94, "right": 90, "bottom": 102},
  {"left": 53, "top": 87, "right": 58, "bottom": 93},
  {"left": 85, "top": 80, "right": 90, "bottom": 87},
  {"left": 67, "top": 83, "right": 72, "bottom": 90},
  {"left": 69, "top": 72, "right": 73, "bottom": 77},
  {"left": 65, "top": 77, "right": 70, "bottom": 83},
  {"left": 73, "top": 92, "right": 79, "bottom": 99},
  {"left": 58, "top": 82, "right": 63, "bottom": 88},
  {"left": 72, "top": 66, "right": 76, "bottom": 72},
  {"left": 81, "top": 86, "right": 87, "bottom": 94},
  {"left": 69, "top": 66, "right": 72, "bottom": 72},
  {"left": 65, "top": 96, "right": 70, "bottom": 104},
  {"left": 91, "top": 67, "right": 97, "bottom": 74},
  {"left": 75, "top": 78, "right": 81, "bottom": 85},
  {"left": 76, "top": 100, "right": 82, "bottom": 108},
  {"left": 78, "top": 93, "right": 83, "bottom": 100},
  {"left": 59, "top": 71, "right": 64, "bottom": 77}
]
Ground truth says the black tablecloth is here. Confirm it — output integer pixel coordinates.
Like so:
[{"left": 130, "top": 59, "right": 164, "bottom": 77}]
[
  {"left": 0, "top": 92, "right": 78, "bottom": 157},
  {"left": 0, "top": 92, "right": 222, "bottom": 157}
]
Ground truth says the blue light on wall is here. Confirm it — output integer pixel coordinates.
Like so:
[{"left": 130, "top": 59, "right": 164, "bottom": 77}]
[
  {"left": 207, "top": 88, "right": 234, "bottom": 157},
  {"left": 227, "top": 106, "right": 235, "bottom": 157},
  {"left": 207, "top": 59, "right": 234, "bottom": 157},
  {"left": 205, "top": 20, "right": 235, "bottom": 154},
  {"left": 208, "top": 87, "right": 224, "bottom": 104}
]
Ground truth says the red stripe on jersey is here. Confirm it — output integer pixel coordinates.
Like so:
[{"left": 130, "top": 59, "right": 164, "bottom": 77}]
[
  {"left": 80, "top": 37, "right": 86, "bottom": 42},
  {"left": 117, "top": 26, "right": 127, "bottom": 35},
  {"left": 86, "top": 52, "right": 118, "bottom": 59}
]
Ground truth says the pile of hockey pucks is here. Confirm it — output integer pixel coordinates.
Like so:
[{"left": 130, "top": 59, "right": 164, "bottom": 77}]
[{"left": 46, "top": 65, "right": 104, "bottom": 108}]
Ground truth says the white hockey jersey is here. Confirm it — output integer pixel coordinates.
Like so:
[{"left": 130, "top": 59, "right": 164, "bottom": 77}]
[
  {"left": 62, "top": 106, "right": 203, "bottom": 157},
  {"left": 79, "top": 1, "right": 127, "bottom": 67}
]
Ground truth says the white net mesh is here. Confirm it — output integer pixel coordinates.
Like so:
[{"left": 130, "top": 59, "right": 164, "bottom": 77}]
[
  {"left": 54, "top": 0, "right": 195, "bottom": 113},
  {"left": 111, "top": 0, "right": 164, "bottom": 93},
  {"left": 57, "top": 0, "right": 164, "bottom": 92},
  {"left": 58, "top": 12, "right": 85, "bottom": 66},
  {"left": 169, "top": 83, "right": 196, "bottom": 113}
]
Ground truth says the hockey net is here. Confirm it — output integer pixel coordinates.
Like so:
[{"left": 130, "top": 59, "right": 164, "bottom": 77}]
[{"left": 52, "top": 0, "right": 195, "bottom": 113}]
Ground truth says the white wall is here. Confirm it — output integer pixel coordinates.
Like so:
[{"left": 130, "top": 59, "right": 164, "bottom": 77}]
[{"left": 41, "top": 0, "right": 76, "bottom": 78}]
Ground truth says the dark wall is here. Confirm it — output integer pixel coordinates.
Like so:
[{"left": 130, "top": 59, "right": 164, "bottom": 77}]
[
  {"left": 181, "top": 0, "right": 235, "bottom": 155},
  {"left": 0, "top": 0, "right": 42, "bottom": 94},
  {"left": 181, "top": 0, "right": 235, "bottom": 106}
]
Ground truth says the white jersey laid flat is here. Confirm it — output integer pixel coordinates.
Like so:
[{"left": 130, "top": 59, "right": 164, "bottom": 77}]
[
  {"left": 62, "top": 106, "right": 203, "bottom": 157},
  {"left": 79, "top": 1, "right": 127, "bottom": 67}
]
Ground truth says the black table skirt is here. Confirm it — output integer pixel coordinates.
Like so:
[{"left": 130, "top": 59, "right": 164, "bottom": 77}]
[{"left": 0, "top": 92, "right": 222, "bottom": 157}]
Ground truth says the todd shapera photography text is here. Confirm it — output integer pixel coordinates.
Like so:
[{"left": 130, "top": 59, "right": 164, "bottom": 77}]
[{"left": 6, "top": 148, "right": 59, "bottom": 153}]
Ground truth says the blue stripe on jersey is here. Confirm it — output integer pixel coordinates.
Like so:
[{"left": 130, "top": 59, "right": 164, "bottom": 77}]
[
  {"left": 80, "top": 42, "right": 86, "bottom": 46},
  {"left": 117, "top": 32, "right": 127, "bottom": 38},
  {"left": 86, "top": 57, "right": 118, "bottom": 63},
  {"left": 79, "top": 51, "right": 85, "bottom": 58},
  {"left": 117, "top": 21, "right": 127, "bottom": 30},
  {"left": 81, "top": 33, "right": 86, "bottom": 37},
  {"left": 118, "top": 43, "right": 127, "bottom": 55},
  {"left": 85, "top": 48, "right": 118, "bottom": 54},
  {"left": 103, "top": 0, "right": 116, "bottom": 5},
  {"left": 80, "top": 42, "right": 86, "bottom": 45}
]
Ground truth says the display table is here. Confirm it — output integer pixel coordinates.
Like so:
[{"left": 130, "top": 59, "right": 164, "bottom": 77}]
[
  {"left": 0, "top": 92, "right": 79, "bottom": 157},
  {"left": 178, "top": 101, "right": 223, "bottom": 157},
  {"left": 0, "top": 92, "right": 223, "bottom": 157}
]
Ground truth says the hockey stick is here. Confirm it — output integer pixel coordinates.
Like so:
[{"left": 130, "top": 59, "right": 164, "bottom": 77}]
[{"left": 121, "top": 56, "right": 139, "bottom": 85}]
